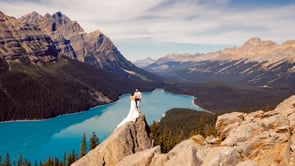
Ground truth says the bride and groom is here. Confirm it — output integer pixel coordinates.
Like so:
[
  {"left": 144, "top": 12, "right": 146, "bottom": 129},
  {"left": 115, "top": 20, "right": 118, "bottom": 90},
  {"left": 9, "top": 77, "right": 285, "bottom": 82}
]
[{"left": 117, "top": 88, "right": 142, "bottom": 127}]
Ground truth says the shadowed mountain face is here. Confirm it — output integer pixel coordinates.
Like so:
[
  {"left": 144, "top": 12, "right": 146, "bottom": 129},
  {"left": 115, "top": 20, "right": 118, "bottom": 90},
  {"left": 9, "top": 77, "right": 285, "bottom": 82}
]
[
  {"left": 19, "top": 11, "right": 158, "bottom": 81},
  {"left": 0, "top": 11, "right": 158, "bottom": 121},
  {"left": 144, "top": 38, "right": 295, "bottom": 88}
]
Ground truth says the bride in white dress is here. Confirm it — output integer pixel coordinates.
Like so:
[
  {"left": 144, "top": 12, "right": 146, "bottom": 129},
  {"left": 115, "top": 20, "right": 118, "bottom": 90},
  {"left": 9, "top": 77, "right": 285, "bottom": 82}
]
[{"left": 117, "top": 92, "right": 139, "bottom": 127}]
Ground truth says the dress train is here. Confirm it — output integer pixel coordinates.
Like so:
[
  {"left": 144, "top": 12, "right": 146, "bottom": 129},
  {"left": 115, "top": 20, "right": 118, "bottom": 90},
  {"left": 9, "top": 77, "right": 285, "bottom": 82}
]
[{"left": 117, "top": 100, "right": 139, "bottom": 127}]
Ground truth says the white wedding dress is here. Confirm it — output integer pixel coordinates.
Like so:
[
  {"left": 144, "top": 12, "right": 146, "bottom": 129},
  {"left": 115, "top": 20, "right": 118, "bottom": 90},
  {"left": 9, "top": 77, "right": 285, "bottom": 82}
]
[{"left": 117, "top": 99, "right": 139, "bottom": 127}]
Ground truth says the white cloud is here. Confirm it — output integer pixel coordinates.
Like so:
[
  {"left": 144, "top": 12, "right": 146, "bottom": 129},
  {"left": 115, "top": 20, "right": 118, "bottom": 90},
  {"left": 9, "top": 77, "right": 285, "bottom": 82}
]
[{"left": 0, "top": 0, "right": 295, "bottom": 59}]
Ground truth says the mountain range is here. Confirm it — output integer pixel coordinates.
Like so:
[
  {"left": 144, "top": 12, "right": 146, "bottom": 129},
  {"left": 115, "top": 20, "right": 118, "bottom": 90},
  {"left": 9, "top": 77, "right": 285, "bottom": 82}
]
[
  {"left": 18, "top": 11, "right": 158, "bottom": 81},
  {"left": 0, "top": 11, "right": 159, "bottom": 121},
  {"left": 144, "top": 37, "right": 295, "bottom": 88},
  {"left": 133, "top": 57, "right": 156, "bottom": 68},
  {"left": 1, "top": 10, "right": 294, "bottom": 121}
]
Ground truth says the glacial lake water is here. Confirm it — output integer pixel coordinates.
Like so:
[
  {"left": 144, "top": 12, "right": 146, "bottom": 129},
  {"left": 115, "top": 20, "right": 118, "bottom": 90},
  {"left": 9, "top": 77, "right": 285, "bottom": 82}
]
[{"left": 0, "top": 89, "right": 203, "bottom": 162}]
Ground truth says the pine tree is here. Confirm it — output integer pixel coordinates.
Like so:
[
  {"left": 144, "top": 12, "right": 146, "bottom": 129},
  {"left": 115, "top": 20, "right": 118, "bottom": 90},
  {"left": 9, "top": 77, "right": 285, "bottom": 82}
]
[
  {"left": 4, "top": 153, "right": 10, "bottom": 166},
  {"left": 45, "top": 156, "right": 53, "bottom": 166},
  {"left": 62, "top": 152, "right": 67, "bottom": 166},
  {"left": 90, "top": 131, "right": 99, "bottom": 150},
  {"left": 27, "top": 160, "right": 31, "bottom": 166},
  {"left": 17, "top": 154, "right": 23, "bottom": 166},
  {"left": 80, "top": 132, "right": 87, "bottom": 157},
  {"left": 67, "top": 153, "right": 72, "bottom": 165},
  {"left": 53, "top": 157, "right": 59, "bottom": 166},
  {"left": 71, "top": 150, "right": 76, "bottom": 162}
]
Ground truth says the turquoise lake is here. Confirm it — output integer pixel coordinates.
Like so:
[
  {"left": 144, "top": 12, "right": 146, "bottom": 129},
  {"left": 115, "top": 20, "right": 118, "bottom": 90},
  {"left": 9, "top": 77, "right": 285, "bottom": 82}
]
[{"left": 0, "top": 89, "right": 203, "bottom": 162}]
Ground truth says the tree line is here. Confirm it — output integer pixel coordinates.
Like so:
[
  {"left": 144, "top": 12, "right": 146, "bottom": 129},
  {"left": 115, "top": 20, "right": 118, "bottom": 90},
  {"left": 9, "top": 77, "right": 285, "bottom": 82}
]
[
  {"left": 0, "top": 58, "right": 157, "bottom": 121},
  {"left": 150, "top": 108, "right": 217, "bottom": 153}
]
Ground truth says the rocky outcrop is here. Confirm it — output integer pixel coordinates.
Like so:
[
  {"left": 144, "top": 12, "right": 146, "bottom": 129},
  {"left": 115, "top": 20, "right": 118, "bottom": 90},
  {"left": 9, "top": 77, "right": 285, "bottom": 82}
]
[
  {"left": 19, "top": 11, "right": 83, "bottom": 60},
  {"left": 72, "top": 114, "right": 152, "bottom": 166},
  {"left": 81, "top": 96, "right": 295, "bottom": 166},
  {"left": 0, "top": 11, "right": 58, "bottom": 63}
]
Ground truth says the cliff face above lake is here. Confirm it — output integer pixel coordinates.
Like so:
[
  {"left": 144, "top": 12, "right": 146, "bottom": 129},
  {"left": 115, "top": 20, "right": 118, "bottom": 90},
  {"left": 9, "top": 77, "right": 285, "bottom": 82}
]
[{"left": 72, "top": 95, "right": 295, "bottom": 166}]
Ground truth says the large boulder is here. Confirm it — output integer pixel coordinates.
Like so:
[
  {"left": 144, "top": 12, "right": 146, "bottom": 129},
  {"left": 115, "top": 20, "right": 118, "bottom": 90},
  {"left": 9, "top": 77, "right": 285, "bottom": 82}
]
[{"left": 71, "top": 114, "right": 152, "bottom": 166}]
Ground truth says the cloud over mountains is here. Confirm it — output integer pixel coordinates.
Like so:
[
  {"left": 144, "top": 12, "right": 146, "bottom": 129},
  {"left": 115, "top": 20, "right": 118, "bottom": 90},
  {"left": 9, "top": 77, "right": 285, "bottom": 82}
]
[
  {"left": 1, "top": 0, "right": 294, "bottom": 45},
  {"left": 1, "top": 0, "right": 295, "bottom": 60}
]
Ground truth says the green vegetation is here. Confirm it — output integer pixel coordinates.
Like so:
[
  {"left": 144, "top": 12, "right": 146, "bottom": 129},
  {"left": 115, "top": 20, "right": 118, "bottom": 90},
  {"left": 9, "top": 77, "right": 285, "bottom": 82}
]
[
  {"left": 90, "top": 132, "right": 99, "bottom": 150},
  {"left": 163, "top": 81, "right": 294, "bottom": 113},
  {"left": 80, "top": 132, "right": 87, "bottom": 158},
  {"left": 150, "top": 108, "right": 217, "bottom": 153},
  {"left": 150, "top": 103, "right": 279, "bottom": 153},
  {"left": 0, "top": 58, "right": 157, "bottom": 121}
]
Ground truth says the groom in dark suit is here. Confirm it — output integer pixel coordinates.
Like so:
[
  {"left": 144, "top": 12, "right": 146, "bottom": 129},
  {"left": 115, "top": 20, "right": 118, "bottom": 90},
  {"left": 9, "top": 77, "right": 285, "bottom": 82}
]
[{"left": 134, "top": 88, "right": 142, "bottom": 112}]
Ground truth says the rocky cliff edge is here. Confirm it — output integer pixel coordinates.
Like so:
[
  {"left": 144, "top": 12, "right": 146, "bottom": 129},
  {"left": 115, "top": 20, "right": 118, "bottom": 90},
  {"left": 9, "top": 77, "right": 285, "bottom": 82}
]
[
  {"left": 72, "top": 95, "right": 295, "bottom": 166},
  {"left": 71, "top": 114, "right": 152, "bottom": 166}
]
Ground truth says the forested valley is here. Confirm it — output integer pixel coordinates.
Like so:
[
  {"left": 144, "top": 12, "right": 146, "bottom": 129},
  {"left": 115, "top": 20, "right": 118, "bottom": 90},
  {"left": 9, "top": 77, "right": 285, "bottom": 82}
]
[{"left": 150, "top": 108, "right": 218, "bottom": 153}]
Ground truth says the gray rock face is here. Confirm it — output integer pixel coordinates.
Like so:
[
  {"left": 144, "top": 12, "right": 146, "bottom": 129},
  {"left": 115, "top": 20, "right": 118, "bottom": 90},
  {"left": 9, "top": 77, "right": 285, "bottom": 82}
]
[
  {"left": 96, "top": 95, "right": 295, "bottom": 166},
  {"left": 19, "top": 11, "right": 157, "bottom": 80},
  {"left": 0, "top": 11, "right": 58, "bottom": 63},
  {"left": 71, "top": 114, "right": 152, "bottom": 166},
  {"left": 19, "top": 11, "right": 83, "bottom": 60},
  {"left": 20, "top": 13, "right": 130, "bottom": 70}
]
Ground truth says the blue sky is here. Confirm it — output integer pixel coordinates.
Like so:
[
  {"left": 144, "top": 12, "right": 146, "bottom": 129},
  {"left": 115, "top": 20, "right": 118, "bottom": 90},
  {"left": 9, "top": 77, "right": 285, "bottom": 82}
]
[{"left": 1, "top": 0, "right": 295, "bottom": 61}]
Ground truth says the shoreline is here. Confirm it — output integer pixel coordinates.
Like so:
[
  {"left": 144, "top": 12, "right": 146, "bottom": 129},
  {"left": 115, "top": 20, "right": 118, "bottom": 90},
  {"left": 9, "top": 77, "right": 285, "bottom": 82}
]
[
  {"left": 191, "top": 97, "right": 215, "bottom": 115},
  {"left": 160, "top": 88, "right": 215, "bottom": 114},
  {"left": 0, "top": 88, "right": 209, "bottom": 123}
]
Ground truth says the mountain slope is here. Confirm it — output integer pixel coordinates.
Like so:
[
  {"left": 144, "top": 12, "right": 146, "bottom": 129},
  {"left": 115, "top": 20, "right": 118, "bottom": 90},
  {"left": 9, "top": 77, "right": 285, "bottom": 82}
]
[
  {"left": 19, "top": 11, "right": 159, "bottom": 81},
  {"left": 145, "top": 38, "right": 295, "bottom": 87},
  {"left": 0, "top": 57, "right": 156, "bottom": 121},
  {"left": 0, "top": 11, "right": 157, "bottom": 121}
]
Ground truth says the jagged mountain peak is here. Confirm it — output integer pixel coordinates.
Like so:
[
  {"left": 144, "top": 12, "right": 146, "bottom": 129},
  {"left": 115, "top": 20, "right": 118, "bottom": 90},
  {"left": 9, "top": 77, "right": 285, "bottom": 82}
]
[
  {"left": 0, "top": 12, "right": 58, "bottom": 62},
  {"left": 16, "top": 11, "right": 159, "bottom": 81},
  {"left": 240, "top": 37, "right": 277, "bottom": 50},
  {"left": 145, "top": 57, "right": 155, "bottom": 61},
  {"left": 218, "top": 37, "right": 295, "bottom": 64},
  {"left": 23, "top": 11, "right": 42, "bottom": 17},
  {"left": 157, "top": 53, "right": 197, "bottom": 63},
  {"left": 282, "top": 40, "right": 295, "bottom": 46},
  {"left": 133, "top": 57, "right": 156, "bottom": 68},
  {"left": 243, "top": 37, "right": 262, "bottom": 45},
  {"left": 20, "top": 11, "right": 85, "bottom": 38},
  {"left": 19, "top": 11, "right": 43, "bottom": 26}
]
